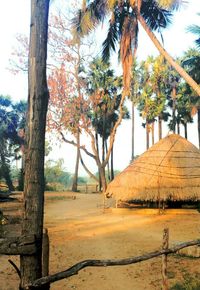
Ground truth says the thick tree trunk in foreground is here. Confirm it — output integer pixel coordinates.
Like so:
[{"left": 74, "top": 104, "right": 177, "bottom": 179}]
[
  {"left": 20, "top": 1, "right": 50, "bottom": 289},
  {"left": 138, "top": 14, "right": 200, "bottom": 96}
]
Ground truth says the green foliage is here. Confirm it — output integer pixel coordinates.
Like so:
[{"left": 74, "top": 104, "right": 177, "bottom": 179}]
[
  {"left": 182, "top": 49, "right": 200, "bottom": 86},
  {"left": 170, "top": 273, "right": 200, "bottom": 290},
  {"left": 72, "top": 0, "right": 173, "bottom": 62},
  {"left": 137, "top": 55, "right": 171, "bottom": 125},
  {"left": 77, "top": 176, "right": 88, "bottom": 184},
  {"left": 45, "top": 182, "right": 67, "bottom": 192},
  {"left": 186, "top": 13, "right": 200, "bottom": 51},
  {"left": 94, "top": 169, "right": 120, "bottom": 182},
  {"left": 45, "top": 159, "right": 72, "bottom": 191},
  {"left": 45, "top": 140, "right": 53, "bottom": 157},
  {"left": 0, "top": 95, "right": 27, "bottom": 190},
  {"left": 10, "top": 166, "right": 24, "bottom": 191},
  {"left": 17, "top": 169, "right": 24, "bottom": 191},
  {"left": 87, "top": 57, "right": 129, "bottom": 140}
]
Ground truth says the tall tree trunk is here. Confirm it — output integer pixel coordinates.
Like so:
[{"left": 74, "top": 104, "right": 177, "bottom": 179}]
[
  {"left": 102, "top": 112, "right": 106, "bottom": 164},
  {"left": 131, "top": 101, "right": 135, "bottom": 161},
  {"left": 95, "top": 132, "right": 102, "bottom": 191},
  {"left": 72, "top": 130, "right": 80, "bottom": 192},
  {"left": 198, "top": 109, "right": 200, "bottom": 149},
  {"left": 105, "top": 140, "right": 111, "bottom": 181},
  {"left": 110, "top": 145, "right": 114, "bottom": 181},
  {"left": 177, "top": 122, "right": 180, "bottom": 135},
  {"left": 172, "top": 87, "right": 176, "bottom": 134},
  {"left": 99, "top": 165, "right": 107, "bottom": 193},
  {"left": 146, "top": 121, "right": 150, "bottom": 150},
  {"left": 20, "top": 1, "right": 50, "bottom": 289},
  {"left": 137, "top": 13, "right": 200, "bottom": 96},
  {"left": 184, "top": 123, "right": 188, "bottom": 139},
  {"left": 158, "top": 115, "right": 162, "bottom": 140},
  {"left": 102, "top": 135, "right": 105, "bottom": 163},
  {"left": 79, "top": 153, "right": 99, "bottom": 183},
  {"left": 151, "top": 122, "right": 155, "bottom": 145}
]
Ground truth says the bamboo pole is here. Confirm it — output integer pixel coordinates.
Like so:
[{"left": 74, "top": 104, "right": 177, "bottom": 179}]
[{"left": 162, "top": 228, "right": 169, "bottom": 290}]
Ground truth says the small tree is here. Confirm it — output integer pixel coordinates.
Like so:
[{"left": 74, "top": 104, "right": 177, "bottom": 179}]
[{"left": 0, "top": 95, "right": 26, "bottom": 191}]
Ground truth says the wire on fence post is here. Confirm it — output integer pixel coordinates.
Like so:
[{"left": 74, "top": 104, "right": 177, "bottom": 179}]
[{"left": 162, "top": 228, "right": 169, "bottom": 290}]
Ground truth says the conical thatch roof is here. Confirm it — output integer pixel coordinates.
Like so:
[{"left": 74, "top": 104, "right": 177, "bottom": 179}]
[{"left": 106, "top": 134, "right": 200, "bottom": 202}]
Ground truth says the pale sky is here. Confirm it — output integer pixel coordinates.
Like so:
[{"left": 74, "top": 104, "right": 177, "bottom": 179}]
[{"left": 0, "top": 0, "right": 199, "bottom": 175}]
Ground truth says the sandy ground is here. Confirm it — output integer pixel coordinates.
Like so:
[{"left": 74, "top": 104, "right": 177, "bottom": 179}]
[{"left": 0, "top": 192, "right": 200, "bottom": 290}]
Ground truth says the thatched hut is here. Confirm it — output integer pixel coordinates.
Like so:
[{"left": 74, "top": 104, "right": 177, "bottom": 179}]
[{"left": 106, "top": 134, "right": 200, "bottom": 206}]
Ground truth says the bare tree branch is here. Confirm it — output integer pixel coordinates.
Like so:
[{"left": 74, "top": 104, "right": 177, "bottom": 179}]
[
  {"left": 103, "top": 90, "right": 127, "bottom": 168},
  {"left": 80, "top": 153, "right": 99, "bottom": 182},
  {"left": 60, "top": 132, "right": 96, "bottom": 159},
  {"left": 29, "top": 239, "right": 200, "bottom": 289}
]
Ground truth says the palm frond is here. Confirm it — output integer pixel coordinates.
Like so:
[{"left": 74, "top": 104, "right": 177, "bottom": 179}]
[
  {"left": 196, "top": 38, "right": 200, "bottom": 50},
  {"left": 141, "top": 0, "right": 172, "bottom": 31},
  {"left": 186, "top": 24, "right": 200, "bottom": 36},
  {"left": 71, "top": 0, "right": 108, "bottom": 36},
  {"left": 102, "top": 20, "right": 119, "bottom": 62},
  {"left": 156, "top": 0, "right": 188, "bottom": 10},
  {"left": 186, "top": 24, "right": 200, "bottom": 50}
]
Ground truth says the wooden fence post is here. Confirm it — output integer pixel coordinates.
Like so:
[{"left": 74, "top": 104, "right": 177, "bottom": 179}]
[
  {"left": 42, "top": 228, "right": 49, "bottom": 278},
  {"left": 162, "top": 228, "right": 169, "bottom": 290}
]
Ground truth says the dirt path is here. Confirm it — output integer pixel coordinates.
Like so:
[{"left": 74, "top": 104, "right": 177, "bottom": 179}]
[{"left": 0, "top": 192, "right": 200, "bottom": 289}]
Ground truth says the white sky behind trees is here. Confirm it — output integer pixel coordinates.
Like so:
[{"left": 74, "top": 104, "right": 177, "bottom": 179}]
[{"left": 0, "top": 0, "right": 199, "bottom": 175}]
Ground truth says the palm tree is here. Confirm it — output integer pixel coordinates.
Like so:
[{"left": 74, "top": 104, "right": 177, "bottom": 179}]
[
  {"left": 72, "top": 0, "right": 200, "bottom": 96},
  {"left": 186, "top": 12, "right": 200, "bottom": 51},
  {"left": 176, "top": 92, "right": 193, "bottom": 138},
  {"left": 87, "top": 57, "right": 129, "bottom": 188},
  {"left": 130, "top": 60, "right": 140, "bottom": 160},
  {"left": 185, "top": 14, "right": 200, "bottom": 146},
  {"left": 147, "top": 55, "right": 170, "bottom": 139},
  {"left": 182, "top": 48, "right": 200, "bottom": 146},
  {"left": 137, "top": 55, "right": 170, "bottom": 148}
]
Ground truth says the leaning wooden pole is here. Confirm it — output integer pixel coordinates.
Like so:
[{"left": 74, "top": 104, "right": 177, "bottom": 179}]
[{"left": 20, "top": 1, "right": 50, "bottom": 289}]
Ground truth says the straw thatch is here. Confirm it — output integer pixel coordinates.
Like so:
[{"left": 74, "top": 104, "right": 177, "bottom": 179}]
[{"left": 106, "top": 134, "right": 200, "bottom": 202}]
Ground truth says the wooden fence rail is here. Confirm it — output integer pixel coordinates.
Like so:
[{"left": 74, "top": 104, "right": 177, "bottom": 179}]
[{"left": 28, "top": 231, "right": 200, "bottom": 289}]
